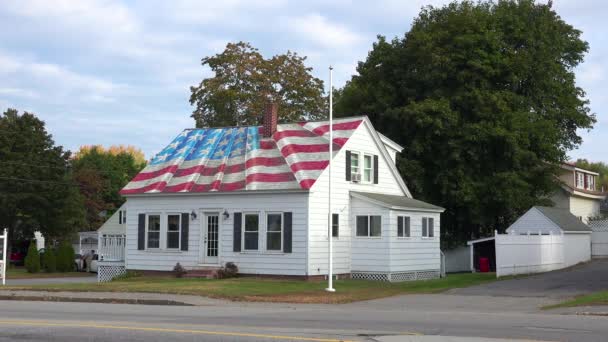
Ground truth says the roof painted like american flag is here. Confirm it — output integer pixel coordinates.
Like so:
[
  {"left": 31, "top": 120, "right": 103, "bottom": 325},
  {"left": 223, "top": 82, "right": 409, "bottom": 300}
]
[{"left": 120, "top": 117, "right": 364, "bottom": 194}]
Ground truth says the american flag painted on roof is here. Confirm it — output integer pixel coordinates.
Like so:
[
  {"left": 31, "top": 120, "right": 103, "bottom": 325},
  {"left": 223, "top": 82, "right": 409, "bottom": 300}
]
[{"left": 120, "top": 117, "right": 364, "bottom": 194}]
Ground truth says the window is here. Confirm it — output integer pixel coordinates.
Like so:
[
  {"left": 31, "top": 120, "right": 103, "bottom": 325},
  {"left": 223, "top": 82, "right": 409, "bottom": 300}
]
[
  {"left": 422, "top": 217, "right": 434, "bottom": 238},
  {"left": 576, "top": 172, "right": 585, "bottom": 189},
  {"left": 351, "top": 153, "right": 360, "bottom": 176},
  {"left": 243, "top": 213, "right": 259, "bottom": 251},
  {"left": 356, "top": 215, "right": 382, "bottom": 237},
  {"left": 363, "top": 155, "right": 373, "bottom": 183},
  {"left": 587, "top": 174, "right": 595, "bottom": 190},
  {"left": 332, "top": 213, "right": 339, "bottom": 238},
  {"left": 397, "top": 216, "right": 410, "bottom": 237},
  {"left": 166, "top": 214, "right": 181, "bottom": 249},
  {"left": 266, "top": 213, "right": 282, "bottom": 251},
  {"left": 146, "top": 214, "right": 161, "bottom": 249}
]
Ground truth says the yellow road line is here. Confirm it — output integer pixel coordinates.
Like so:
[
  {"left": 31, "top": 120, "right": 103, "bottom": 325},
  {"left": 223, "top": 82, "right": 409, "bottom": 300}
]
[{"left": 0, "top": 319, "right": 354, "bottom": 342}]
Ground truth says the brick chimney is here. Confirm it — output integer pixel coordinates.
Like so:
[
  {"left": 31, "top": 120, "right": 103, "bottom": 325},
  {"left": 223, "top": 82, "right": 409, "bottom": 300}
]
[{"left": 263, "top": 102, "right": 278, "bottom": 138}]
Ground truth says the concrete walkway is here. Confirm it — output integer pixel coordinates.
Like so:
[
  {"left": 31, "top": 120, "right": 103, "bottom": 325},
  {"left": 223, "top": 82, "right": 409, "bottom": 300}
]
[{"left": 6, "top": 275, "right": 97, "bottom": 286}]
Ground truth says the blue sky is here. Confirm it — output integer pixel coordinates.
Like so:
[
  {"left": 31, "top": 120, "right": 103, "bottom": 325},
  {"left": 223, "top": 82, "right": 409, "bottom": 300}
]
[{"left": 0, "top": 0, "right": 606, "bottom": 161}]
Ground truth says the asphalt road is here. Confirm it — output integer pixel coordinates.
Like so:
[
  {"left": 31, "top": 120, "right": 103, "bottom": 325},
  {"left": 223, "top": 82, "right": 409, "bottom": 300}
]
[
  {"left": 1, "top": 295, "right": 607, "bottom": 342},
  {"left": 451, "top": 259, "right": 608, "bottom": 298}
]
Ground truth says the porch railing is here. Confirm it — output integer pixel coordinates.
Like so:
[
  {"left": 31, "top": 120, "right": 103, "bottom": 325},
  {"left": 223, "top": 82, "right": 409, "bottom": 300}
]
[{"left": 99, "top": 234, "right": 126, "bottom": 262}]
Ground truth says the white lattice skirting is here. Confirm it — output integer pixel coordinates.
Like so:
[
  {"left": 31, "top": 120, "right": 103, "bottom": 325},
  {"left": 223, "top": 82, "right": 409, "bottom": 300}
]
[
  {"left": 352, "top": 270, "right": 441, "bottom": 282},
  {"left": 98, "top": 262, "right": 126, "bottom": 282}
]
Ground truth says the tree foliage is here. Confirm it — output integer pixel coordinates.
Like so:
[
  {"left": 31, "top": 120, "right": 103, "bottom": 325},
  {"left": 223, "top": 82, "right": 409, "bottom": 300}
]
[
  {"left": 0, "top": 109, "right": 86, "bottom": 243},
  {"left": 56, "top": 241, "right": 75, "bottom": 272},
  {"left": 43, "top": 247, "right": 57, "bottom": 273},
  {"left": 72, "top": 145, "right": 146, "bottom": 230},
  {"left": 190, "top": 41, "right": 327, "bottom": 128},
  {"left": 335, "top": 0, "right": 594, "bottom": 246},
  {"left": 24, "top": 242, "right": 40, "bottom": 273}
]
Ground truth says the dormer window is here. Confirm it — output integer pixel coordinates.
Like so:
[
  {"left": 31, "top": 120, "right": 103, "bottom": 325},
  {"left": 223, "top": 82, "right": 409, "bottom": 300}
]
[
  {"left": 586, "top": 174, "right": 595, "bottom": 191},
  {"left": 576, "top": 172, "right": 585, "bottom": 189}
]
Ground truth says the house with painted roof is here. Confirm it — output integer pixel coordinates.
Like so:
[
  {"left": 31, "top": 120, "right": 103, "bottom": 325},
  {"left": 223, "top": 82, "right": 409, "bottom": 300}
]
[{"left": 98, "top": 104, "right": 444, "bottom": 281}]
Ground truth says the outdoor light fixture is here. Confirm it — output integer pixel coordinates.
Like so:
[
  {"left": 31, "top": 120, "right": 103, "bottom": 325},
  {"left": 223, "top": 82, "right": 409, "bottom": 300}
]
[
  {"left": 190, "top": 210, "right": 197, "bottom": 220},
  {"left": 223, "top": 210, "right": 230, "bottom": 220}
]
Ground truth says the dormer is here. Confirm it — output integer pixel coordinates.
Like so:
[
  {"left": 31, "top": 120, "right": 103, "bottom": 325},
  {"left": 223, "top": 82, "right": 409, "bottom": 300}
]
[{"left": 559, "top": 162, "right": 600, "bottom": 192}]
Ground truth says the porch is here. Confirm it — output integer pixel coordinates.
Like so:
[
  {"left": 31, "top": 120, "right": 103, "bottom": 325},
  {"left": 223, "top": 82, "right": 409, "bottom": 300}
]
[{"left": 97, "top": 234, "right": 126, "bottom": 282}]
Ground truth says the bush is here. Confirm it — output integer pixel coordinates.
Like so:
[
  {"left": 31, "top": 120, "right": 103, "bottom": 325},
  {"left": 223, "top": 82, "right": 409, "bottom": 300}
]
[
  {"left": 44, "top": 248, "right": 57, "bottom": 273},
  {"left": 56, "top": 242, "right": 75, "bottom": 272},
  {"left": 217, "top": 262, "right": 238, "bottom": 279},
  {"left": 173, "top": 262, "right": 186, "bottom": 278},
  {"left": 24, "top": 242, "right": 40, "bottom": 273}
]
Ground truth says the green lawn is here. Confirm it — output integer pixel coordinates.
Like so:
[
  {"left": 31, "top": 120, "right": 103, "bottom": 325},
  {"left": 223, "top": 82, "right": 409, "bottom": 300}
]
[
  {"left": 3, "top": 272, "right": 497, "bottom": 303},
  {"left": 6, "top": 267, "right": 93, "bottom": 279},
  {"left": 543, "top": 290, "right": 608, "bottom": 310}
]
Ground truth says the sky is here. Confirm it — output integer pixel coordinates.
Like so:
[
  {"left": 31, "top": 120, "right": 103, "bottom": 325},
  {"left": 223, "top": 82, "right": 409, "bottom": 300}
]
[{"left": 0, "top": 0, "right": 606, "bottom": 161}]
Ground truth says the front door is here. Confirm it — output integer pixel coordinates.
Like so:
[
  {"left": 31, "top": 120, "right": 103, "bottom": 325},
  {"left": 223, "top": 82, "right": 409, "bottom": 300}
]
[{"left": 202, "top": 213, "right": 220, "bottom": 265}]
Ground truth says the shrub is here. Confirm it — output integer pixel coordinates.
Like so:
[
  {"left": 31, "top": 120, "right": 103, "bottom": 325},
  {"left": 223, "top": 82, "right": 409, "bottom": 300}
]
[
  {"left": 44, "top": 248, "right": 57, "bottom": 273},
  {"left": 173, "top": 262, "right": 186, "bottom": 278},
  {"left": 24, "top": 242, "right": 40, "bottom": 273},
  {"left": 56, "top": 242, "right": 75, "bottom": 272},
  {"left": 217, "top": 262, "right": 238, "bottom": 279}
]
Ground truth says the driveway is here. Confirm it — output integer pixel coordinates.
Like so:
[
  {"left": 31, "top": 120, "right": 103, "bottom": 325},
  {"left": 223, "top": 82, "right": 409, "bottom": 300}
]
[{"left": 450, "top": 258, "right": 608, "bottom": 298}]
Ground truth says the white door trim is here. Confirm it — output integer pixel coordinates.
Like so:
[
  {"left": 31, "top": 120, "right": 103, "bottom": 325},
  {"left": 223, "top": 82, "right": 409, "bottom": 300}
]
[{"left": 199, "top": 210, "right": 221, "bottom": 265}]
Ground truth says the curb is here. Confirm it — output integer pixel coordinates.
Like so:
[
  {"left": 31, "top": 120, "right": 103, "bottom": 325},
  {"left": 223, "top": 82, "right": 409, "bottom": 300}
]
[{"left": 0, "top": 295, "right": 193, "bottom": 306}]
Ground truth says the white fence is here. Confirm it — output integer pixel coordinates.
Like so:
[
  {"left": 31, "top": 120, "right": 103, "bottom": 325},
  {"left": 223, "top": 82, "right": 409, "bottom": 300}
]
[
  {"left": 99, "top": 234, "right": 126, "bottom": 262},
  {"left": 495, "top": 231, "right": 564, "bottom": 277},
  {"left": 589, "top": 220, "right": 608, "bottom": 257}
]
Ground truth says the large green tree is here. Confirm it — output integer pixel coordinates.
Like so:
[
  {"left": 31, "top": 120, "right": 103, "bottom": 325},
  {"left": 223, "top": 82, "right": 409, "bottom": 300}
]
[
  {"left": 72, "top": 145, "right": 146, "bottom": 230},
  {"left": 0, "top": 108, "right": 86, "bottom": 243},
  {"left": 190, "top": 41, "right": 327, "bottom": 128},
  {"left": 335, "top": 0, "right": 595, "bottom": 246}
]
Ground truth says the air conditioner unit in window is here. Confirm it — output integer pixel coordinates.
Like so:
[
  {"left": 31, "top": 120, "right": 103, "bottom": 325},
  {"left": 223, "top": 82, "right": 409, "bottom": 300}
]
[{"left": 351, "top": 173, "right": 361, "bottom": 182}]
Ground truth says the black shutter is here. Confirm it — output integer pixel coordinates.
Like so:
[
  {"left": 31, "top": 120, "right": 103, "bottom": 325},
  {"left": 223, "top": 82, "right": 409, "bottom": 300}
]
[
  {"left": 119, "top": 210, "right": 123, "bottom": 224},
  {"left": 398, "top": 216, "right": 403, "bottom": 237},
  {"left": 373, "top": 155, "right": 379, "bottom": 184},
  {"left": 284, "top": 212, "right": 292, "bottom": 253},
  {"left": 332, "top": 213, "right": 339, "bottom": 237},
  {"left": 181, "top": 213, "right": 189, "bottom": 251},
  {"left": 346, "top": 150, "right": 352, "bottom": 181},
  {"left": 138, "top": 214, "right": 145, "bottom": 250},
  {"left": 233, "top": 212, "right": 242, "bottom": 252}
]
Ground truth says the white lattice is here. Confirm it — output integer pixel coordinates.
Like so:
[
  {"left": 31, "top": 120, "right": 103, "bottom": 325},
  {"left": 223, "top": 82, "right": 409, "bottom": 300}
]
[
  {"left": 390, "top": 272, "right": 417, "bottom": 282},
  {"left": 415, "top": 270, "right": 440, "bottom": 280},
  {"left": 98, "top": 262, "right": 126, "bottom": 282},
  {"left": 589, "top": 219, "right": 608, "bottom": 232},
  {"left": 351, "top": 272, "right": 389, "bottom": 282}
]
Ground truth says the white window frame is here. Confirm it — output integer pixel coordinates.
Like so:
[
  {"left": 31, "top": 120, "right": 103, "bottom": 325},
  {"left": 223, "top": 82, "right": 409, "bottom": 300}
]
[
  {"left": 356, "top": 215, "right": 382, "bottom": 238},
  {"left": 145, "top": 213, "right": 161, "bottom": 250},
  {"left": 362, "top": 153, "right": 374, "bottom": 183},
  {"left": 576, "top": 172, "right": 585, "bottom": 189},
  {"left": 166, "top": 213, "right": 181, "bottom": 250},
  {"left": 422, "top": 217, "right": 435, "bottom": 238},
  {"left": 242, "top": 212, "right": 260, "bottom": 252},
  {"left": 587, "top": 174, "right": 595, "bottom": 190},
  {"left": 397, "top": 216, "right": 411, "bottom": 238},
  {"left": 266, "top": 212, "right": 283, "bottom": 252},
  {"left": 351, "top": 152, "right": 360, "bottom": 179}
]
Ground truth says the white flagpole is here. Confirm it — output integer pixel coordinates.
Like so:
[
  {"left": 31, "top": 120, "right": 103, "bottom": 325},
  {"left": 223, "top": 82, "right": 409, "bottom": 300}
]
[
  {"left": 326, "top": 66, "right": 335, "bottom": 292},
  {"left": 2, "top": 229, "right": 7, "bottom": 286}
]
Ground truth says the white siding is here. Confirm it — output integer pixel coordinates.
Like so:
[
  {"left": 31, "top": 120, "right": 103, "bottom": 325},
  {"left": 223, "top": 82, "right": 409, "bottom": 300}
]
[
  {"left": 495, "top": 232, "right": 565, "bottom": 277},
  {"left": 563, "top": 233, "right": 591, "bottom": 267},
  {"left": 389, "top": 210, "right": 441, "bottom": 273},
  {"left": 350, "top": 197, "right": 391, "bottom": 272},
  {"left": 98, "top": 203, "right": 126, "bottom": 235},
  {"left": 124, "top": 192, "right": 309, "bottom": 275},
  {"left": 569, "top": 196, "right": 601, "bottom": 223},
  {"left": 306, "top": 122, "right": 407, "bottom": 275},
  {"left": 592, "top": 231, "right": 608, "bottom": 257},
  {"left": 506, "top": 208, "right": 561, "bottom": 235},
  {"left": 444, "top": 246, "right": 471, "bottom": 273}
]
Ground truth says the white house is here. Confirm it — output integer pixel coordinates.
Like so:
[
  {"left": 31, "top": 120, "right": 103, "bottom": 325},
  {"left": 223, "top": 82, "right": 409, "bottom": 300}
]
[
  {"left": 100, "top": 105, "right": 444, "bottom": 282},
  {"left": 552, "top": 162, "right": 605, "bottom": 223}
]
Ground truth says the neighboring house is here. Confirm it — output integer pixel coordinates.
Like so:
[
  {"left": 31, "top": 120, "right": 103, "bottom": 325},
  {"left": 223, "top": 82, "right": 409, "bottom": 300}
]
[
  {"left": 96, "top": 204, "right": 127, "bottom": 262},
  {"left": 110, "top": 104, "right": 444, "bottom": 282},
  {"left": 552, "top": 162, "right": 606, "bottom": 223}
]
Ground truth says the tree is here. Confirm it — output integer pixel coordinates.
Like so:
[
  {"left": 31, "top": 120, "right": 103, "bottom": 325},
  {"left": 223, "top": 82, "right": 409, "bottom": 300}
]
[
  {"left": 576, "top": 159, "right": 608, "bottom": 190},
  {"left": 56, "top": 241, "right": 75, "bottom": 272},
  {"left": 24, "top": 242, "right": 40, "bottom": 273},
  {"left": 190, "top": 41, "right": 327, "bottom": 127},
  {"left": 0, "top": 109, "right": 86, "bottom": 245},
  {"left": 72, "top": 145, "right": 146, "bottom": 230},
  {"left": 335, "top": 1, "right": 594, "bottom": 247},
  {"left": 43, "top": 247, "right": 57, "bottom": 273}
]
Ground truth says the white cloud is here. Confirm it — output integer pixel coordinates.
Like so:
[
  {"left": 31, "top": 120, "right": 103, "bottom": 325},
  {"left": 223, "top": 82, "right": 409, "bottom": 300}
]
[{"left": 285, "top": 14, "right": 364, "bottom": 48}]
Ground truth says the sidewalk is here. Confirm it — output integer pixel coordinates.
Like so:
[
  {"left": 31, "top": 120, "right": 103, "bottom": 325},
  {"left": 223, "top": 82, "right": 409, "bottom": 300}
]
[
  {"left": 6, "top": 276, "right": 97, "bottom": 286},
  {"left": 0, "top": 290, "right": 226, "bottom": 306}
]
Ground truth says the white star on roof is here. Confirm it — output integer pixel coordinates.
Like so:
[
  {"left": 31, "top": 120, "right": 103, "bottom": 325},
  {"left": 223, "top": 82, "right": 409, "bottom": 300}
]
[
  {"left": 178, "top": 131, "right": 189, "bottom": 138},
  {"left": 206, "top": 137, "right": 217, "bottom": 144},
  {"left": 155, "top": 154, "right": 169, "bottom": 162},
  {"left": 188, "top": 133, "right": 203, "bottom": 141},
  {"left": 176, "top": 146, "right": 190, "bottom": 155},
  {"left": 232, "top": 147, "right": 243, "bottom": 155},
  {"left": 218, "top": 138, "right": 229, "bottom": 147},
  {"left": 169, "top": 142, "right": 180, "bottom": 149},
  {"left": 214, "top": 150, "right": 225, "bottom": 158},
  {"left": 198, "top": 148, "right": 210, "bottom": 156}
]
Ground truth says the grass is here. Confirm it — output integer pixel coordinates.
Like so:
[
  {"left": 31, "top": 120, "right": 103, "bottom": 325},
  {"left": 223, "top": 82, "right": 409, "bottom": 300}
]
[
  {"left": 543, "top": 290, "right": 608, "bottom": 310},
  {"left": 2, "top": 272, "right": 497, "bottom": 304},
  {"left": 6, "top": 267, "right": 93, "bottom": 279}
]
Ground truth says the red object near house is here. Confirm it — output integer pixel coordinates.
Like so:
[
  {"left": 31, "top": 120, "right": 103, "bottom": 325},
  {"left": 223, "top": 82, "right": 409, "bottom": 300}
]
[{"left": 479, "top": 257, "right": 490, "bottom": 273}]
